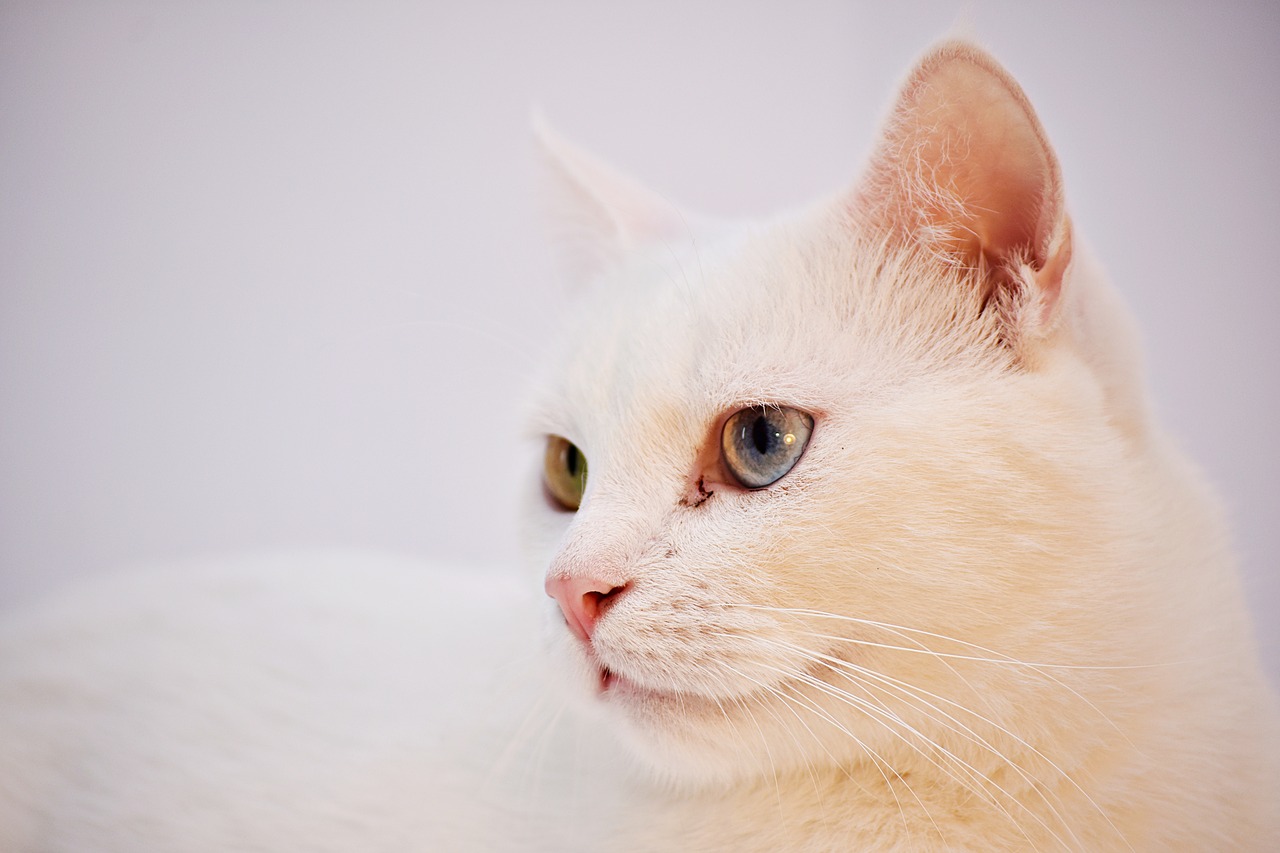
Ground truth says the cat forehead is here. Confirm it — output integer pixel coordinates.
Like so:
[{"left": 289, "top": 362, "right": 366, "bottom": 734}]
[
  {"left": 529, "top": 207, "right": 997, "bottom": 446},
  {"left": 532, "top": 218, "right": 831, "bottom": 430}
]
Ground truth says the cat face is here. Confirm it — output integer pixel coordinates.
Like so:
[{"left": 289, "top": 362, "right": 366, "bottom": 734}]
[{"left": 524, "top": 43, "right": 1151, "bottom": 787}]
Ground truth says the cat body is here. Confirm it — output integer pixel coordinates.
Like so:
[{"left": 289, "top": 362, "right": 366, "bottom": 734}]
[
  {"left": 1, "top": 41, "right": 1277, "bottom": 850},
  {"left": 0, "top": 555, "right": 622, "bottom": 851}
]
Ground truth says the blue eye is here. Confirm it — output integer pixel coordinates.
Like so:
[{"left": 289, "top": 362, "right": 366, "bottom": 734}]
[{"left": 721, "top": 406, "right": 814, "bottom": 489}]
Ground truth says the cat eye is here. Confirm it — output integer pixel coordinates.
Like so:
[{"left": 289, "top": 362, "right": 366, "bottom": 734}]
[
  {"left": 544, "top": 435, "right": 588, "bottom": 511},
  {"left": 721, "top": 406, "right": 813, "bottom": 489}
]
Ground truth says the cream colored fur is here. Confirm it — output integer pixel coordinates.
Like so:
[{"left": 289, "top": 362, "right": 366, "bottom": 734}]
[{"left": 1, "top": 41, "right": 1277, "bottom": 851}]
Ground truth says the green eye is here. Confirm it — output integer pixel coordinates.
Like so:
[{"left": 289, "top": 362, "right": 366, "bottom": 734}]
[
  {"left": 721, "top": 406, "right": 813, "bottom": 489},
  {"left": 544, "top": 435, "right": 588, "bottom": 510}
]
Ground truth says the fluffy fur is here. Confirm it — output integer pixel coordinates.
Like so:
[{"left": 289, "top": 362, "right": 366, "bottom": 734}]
[{"left": 1, "top": 41, "right": 1277, "bottom": 851}]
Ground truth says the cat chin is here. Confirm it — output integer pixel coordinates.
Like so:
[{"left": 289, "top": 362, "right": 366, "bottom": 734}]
[
  {"left": 605, "top": 693, "right": 836, "bottom": 790},
  {"left": 551, "top": 637, "right": 859, "bottom": 789},
  {"left": 548, "top": 640, "right": 754, "bottom": 785}
]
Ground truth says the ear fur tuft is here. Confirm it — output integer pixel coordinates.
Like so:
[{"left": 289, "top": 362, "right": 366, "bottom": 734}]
[{"left": 855, "top": 41, "right": 1072, "bottom": 342}]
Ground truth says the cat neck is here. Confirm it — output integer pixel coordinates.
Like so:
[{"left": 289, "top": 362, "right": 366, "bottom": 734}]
[{"left": 614, "top": 755, "right": 1111, "bottom": 851}]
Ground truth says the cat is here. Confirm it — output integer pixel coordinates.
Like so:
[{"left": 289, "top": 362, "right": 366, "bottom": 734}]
[{"left": 1, "top": 39, "right": 1278, "bottom": 851}]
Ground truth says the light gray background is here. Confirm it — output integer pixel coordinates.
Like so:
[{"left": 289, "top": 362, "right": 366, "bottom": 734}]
[{"left": 2, "top": 2, "right": 1276, "bottom": 684}]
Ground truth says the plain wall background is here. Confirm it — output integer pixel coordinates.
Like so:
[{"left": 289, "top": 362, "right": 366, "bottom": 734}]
[{"left": 1, "top": 1, "right": 1276, "bottom": 684}]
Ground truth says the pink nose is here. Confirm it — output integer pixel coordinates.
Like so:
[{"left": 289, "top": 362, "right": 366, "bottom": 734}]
[{"left": 545, "top": 574, "right": 629, "bottom": 642}]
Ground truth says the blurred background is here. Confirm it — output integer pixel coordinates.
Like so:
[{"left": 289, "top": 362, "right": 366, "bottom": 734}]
[{"left": 1, "top": 1, "right": 1276, "bottom": 682}]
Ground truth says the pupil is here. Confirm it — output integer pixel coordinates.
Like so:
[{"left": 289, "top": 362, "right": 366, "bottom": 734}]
[
  {"left": 751, "top": 415, "right": 774, "bottom": 456},
  {"left": 565, "top": 445, "right": 581, "bottom": 477}
]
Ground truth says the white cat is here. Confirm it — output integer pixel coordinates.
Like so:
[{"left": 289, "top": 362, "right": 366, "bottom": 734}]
[{"left": 1, "top": 41, "right": 1277, "bottom": 851}]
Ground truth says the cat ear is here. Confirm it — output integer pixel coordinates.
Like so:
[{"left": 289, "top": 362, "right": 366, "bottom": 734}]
[
  {"left": 533, "top": 112, "right": 690, "bottom": 287},
  {"left": 855, "top": 41, "right": 1072, "bottom": 334}
]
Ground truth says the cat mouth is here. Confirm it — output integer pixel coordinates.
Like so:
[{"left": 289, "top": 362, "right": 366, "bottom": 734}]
[
  {"left": 589, "top": 645, "right": 848, "bottom": 715},
  {"left": 595, "top": 661, "right": 646, "bottom": 698},
  {"left": 589, "top": 653, "right": 764, "bottom": 714},
  {"left": 590, "top": 656, "right": 693, "bottom": 707}
]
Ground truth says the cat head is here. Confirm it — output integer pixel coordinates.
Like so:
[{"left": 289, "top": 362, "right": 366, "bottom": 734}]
[{"left": 523, "top": 41, "right": 1155, "bottom": 787}]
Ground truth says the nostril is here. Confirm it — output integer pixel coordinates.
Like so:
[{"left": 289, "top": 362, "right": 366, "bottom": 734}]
[
  {"left": 582, "top": 583, "right": 629, "bottom": 622},
  {"left": 545, "top": 575, "right": 630, "bottom": 642}
]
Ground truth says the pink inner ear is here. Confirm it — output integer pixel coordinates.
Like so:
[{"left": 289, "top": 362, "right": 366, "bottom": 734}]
[{"left": 858, "top": 43, "right": 1066, "bottom": 290}]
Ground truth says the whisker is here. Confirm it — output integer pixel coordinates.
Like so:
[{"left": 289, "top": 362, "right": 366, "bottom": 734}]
[
  {"left": 723, "top": 628, "right": 1130, "bottom": 851},
  {"left": 839, "top": 654, "right": 1130, "bottom": 849},
  {"left": 742, "top": 654, "right": 1053, "bottom": 849},
  {"left": 720, "top": 661, "right": 928, "bottom": 845},
  {"left": 721, "top": 603, "right": 1176, "bottom": 671},
  {"left": 792, "top": 625, "right": 1136, "bottom": 750},
  {"left": 786, "top": 643, "right": 1087, "bottom": 850},
  {"left": 716, "top": 602, "right": 1146, "bottom": 750}
]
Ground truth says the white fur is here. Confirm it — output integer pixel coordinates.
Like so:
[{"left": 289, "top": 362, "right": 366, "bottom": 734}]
[
  {"left": 0, "top": 554, "right": 640, "bottom": 851},
  {"left": 2, "top": 42, "right": 1278, "bottom": 851}
]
